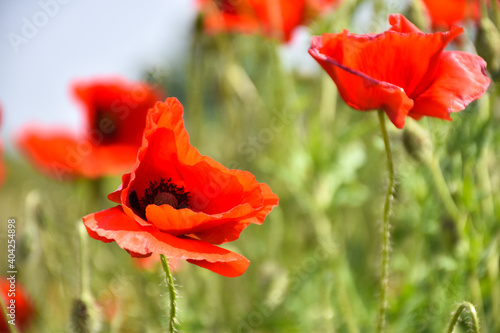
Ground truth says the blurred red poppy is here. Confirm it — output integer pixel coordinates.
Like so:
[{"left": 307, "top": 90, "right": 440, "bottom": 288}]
[
  {"left": 1, "top": 279, "right": 35, "bottom": 332},
  {"left": 308, "top": 14, "right": 491, "bottom": 129},
  {"left": 421, "top": 0, "right": 500, "bottom": 29},
  {"left": 421, "top": 0, "right": 477, "bottom": 28},
  {"left": 83, "top": 98, "right": 279, "bottom": 277},
  {"left": 17, "top": 78, "right": 162, "bottom": 180},
  {"left": 198, "top": 0, "right": 340, "bottom": 42}
]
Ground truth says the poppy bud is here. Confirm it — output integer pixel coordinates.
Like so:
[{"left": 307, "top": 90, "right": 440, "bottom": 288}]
[
  {"left": 402, "top": 122, "right": 432, "bottom": 163},
  {"left": 70, "top": 297, "right": 102, "bottom": 333},
  {"left": 475, "top": 16, "right": 500, "bottom": 76},
  {"left": 70, "top": 299, "right": 90, "bottom": 333}
]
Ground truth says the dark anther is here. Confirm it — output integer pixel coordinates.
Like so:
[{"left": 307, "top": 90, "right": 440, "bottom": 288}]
[
  {"left": 141, "top": 178, "right": 190, "bottom": 210},
  {"left": 128, "top": 190, "right": 142, "bottom": 212}
]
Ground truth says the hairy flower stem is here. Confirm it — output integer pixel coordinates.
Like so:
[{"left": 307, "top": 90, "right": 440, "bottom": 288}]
[
  {"left": 446, "top": 302, "right": 480, "bottom": 333},
  {"left": 160, "top": 254, "right": 178, "bottom": 333},
  {"left": 376, "top": 110, "right": 395, "bottom": 333}
]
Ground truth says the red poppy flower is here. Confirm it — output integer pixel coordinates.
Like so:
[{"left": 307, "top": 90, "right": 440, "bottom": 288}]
[
  {"left": 83, "top": 98, "right": 279, "bottom": 277},
  {"left": 17, "top": 78, "right": 162, "bottom": 180},
  {"left": 308, "top": 14, "right": 491, "bottom": 129},
  {"left": 1, "top": 278, "right": 35, "bottom": 332},
  {"left": 198, "top": 0, "right": 339, "bottom": 42}
]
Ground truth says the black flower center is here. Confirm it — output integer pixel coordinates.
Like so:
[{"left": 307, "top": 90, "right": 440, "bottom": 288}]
[{"left": 141, "top": 178, "right": 190, "bottom": 210}]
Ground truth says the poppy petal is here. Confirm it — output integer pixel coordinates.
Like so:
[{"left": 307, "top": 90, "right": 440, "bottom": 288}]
[
  {"left": 187, "top": 257, "right": 249, "bottom": 278},
  {"left": 193, "top": 183, "right": 279, "bottom": 244},
  {"left": 83, "top": 206, "right": 250, "bottom": 277},
  {"left": 145, "top": 98, "right": 201, "bottom": 163},
  {"left": 82, "top": 144, "right": 141, "bottom": 178},
  {"left": 387, "top": 13, "right": 422, "bottom": 33},
  {"left": 18, "top": 129, "right": 142, "bottom": 180},
  {"left": 17, "top": 129, "right": 82, "bottom": 180},
  {"left": 411, "top": 51, "right": 491, "bottom": 120},
  {"left": 73, "top": 78, "right": 163, "bottom": 147},
  {"left": 309, "top": 35, "right": 414, "bottom": 128}
]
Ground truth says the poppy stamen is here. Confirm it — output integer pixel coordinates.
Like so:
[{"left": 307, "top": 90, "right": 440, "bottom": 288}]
[{"left": 141, "top": 178, "right": 190, "bottom": 210}]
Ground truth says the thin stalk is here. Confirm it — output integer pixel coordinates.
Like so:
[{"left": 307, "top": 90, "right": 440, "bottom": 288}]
[
  {"left": 70, "top": 223, "right": 93, "bottom": 333},
  {"left": 425, "top": 157, "right": 467, "bottom": 233},
  {"left": 446, "top": 301, "right": 480, "bottom": 333},
  {"left": 186, "top": 29, "right": 204, "bottom": 143},
  {"left": 376, "top": 110, "right": 395, "bottom": 333},
  {"left": 160, "top": 254, "right": 178, "bottom": 333},
  {"left": 89, "top": 178, "right": 104, "bottom": 211}
]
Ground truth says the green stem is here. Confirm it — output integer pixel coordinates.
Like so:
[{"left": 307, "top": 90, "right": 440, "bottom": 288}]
[
  {"left": 376, "top": 110, "right": 395, "bottom": 333},
  {"left": 446, "top": 301, "right": 480, "bottom": 333},
  {"left": 79, "top": 223, "right": 90, "bottom": 299},
  {"left": 89, "top": 178, "right": 104, "bottom": 211},
  {"left": 268, "top": 40, "right": 287, "bottom": 110},
  {"left": 160, "top": 254, "right": 178, "bottom": 333},
  {"left": 0, "top": 287, "right": 20, "bottom": 333}
]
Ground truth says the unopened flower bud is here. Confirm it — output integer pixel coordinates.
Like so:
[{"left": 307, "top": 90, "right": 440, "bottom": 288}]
[
  {"left": 70, "top": 297, "right": 102, "bottom": 333},
  {"left": 70, "top": 299, "right": 90, "bottom": 333},
  {"left": 402, "top": 122, "right": 432, "bottom": 162}
]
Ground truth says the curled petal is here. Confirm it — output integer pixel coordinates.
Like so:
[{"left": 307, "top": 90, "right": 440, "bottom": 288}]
[
  {"left": 388, "top": 13, "right": 422, "bottom": 33},
  {"left": 187, "top": 258, "right": 249, "bottom": 278},
  {"left": 83, "top": 206, "right": 250, "bottom": 277}
]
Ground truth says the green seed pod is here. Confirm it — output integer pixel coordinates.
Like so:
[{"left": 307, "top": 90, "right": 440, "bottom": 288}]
[{"left": 402, "top": 121, "right": 432, "bottom": 163}]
